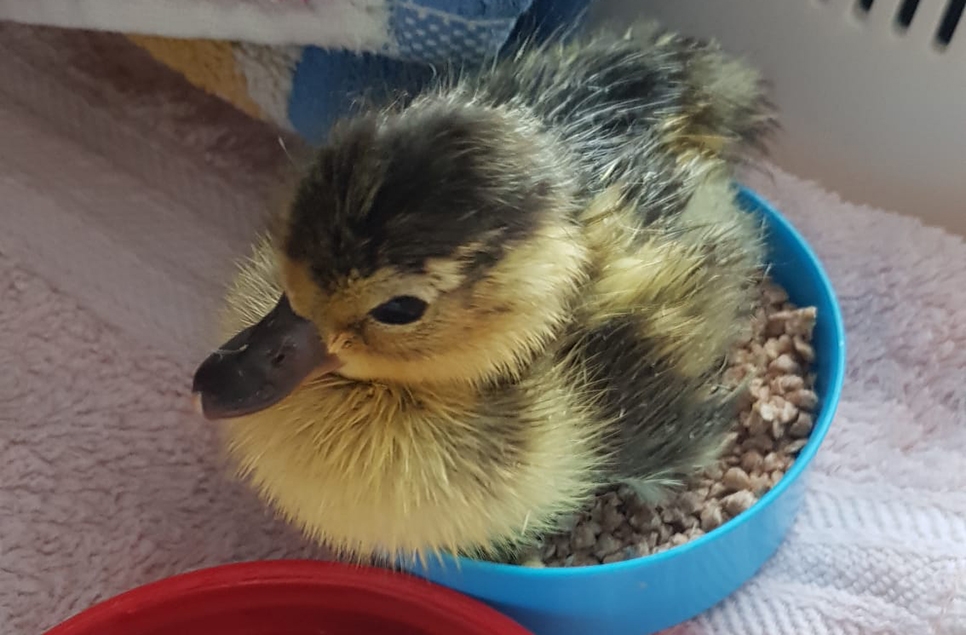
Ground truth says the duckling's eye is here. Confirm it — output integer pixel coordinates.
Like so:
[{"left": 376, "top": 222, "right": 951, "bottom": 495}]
[{"left": 369, "top": 296, "right": 428, "bottom": 325}]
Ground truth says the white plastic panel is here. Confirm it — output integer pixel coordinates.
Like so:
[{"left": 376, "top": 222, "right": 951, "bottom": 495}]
[{"left": 588, "top": 0, "right": 966, "bottom": 235}]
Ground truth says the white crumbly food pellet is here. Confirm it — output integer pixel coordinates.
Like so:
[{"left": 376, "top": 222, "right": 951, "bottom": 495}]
[{"left": 534, "top": 275, "right": 819, "bottom": 567}]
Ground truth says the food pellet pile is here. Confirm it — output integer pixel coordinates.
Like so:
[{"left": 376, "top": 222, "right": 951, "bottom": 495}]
[{"left": 529, "top": 276, "right": 819, "bottom": 567}]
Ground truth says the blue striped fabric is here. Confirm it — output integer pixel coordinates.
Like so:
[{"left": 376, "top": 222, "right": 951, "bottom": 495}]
[
  {"left": 388, "top": 0, "right": 533, "bottom": 63},
  {"left": 286, "top": 0, "right": 590, "bottom": 145}
]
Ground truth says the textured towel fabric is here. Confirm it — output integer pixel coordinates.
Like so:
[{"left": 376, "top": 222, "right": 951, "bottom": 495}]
[
  {"left": 1, "top": 22, "right": 965, "bottom": 635},
  {"left": 0, "top": 0, "right": 542, "bottom": 51},
  {"left": 0, "top": 0, "right": 589, "bottom": 143}
]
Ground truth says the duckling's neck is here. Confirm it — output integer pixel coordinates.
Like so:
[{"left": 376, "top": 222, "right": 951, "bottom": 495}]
[
  {"left": 332, "top": 354, "right": 537, "bottom": 407},
  {"left": 336, "top": 374, "right": 475, "bottom": 403}
]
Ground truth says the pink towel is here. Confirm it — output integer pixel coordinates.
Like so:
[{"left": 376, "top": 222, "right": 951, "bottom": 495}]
[{"left": 0, "top": 23, "right": 964, "bottom": 635}]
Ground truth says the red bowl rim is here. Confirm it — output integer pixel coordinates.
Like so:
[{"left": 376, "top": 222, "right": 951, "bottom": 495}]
[{"left": 44, "top": 559, "right": 533, "bottom": 635}]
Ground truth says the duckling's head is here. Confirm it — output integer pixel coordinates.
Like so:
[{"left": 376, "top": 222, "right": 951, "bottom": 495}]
[{"left": 193, "top": 99, "right": 589, "bottom": 419}]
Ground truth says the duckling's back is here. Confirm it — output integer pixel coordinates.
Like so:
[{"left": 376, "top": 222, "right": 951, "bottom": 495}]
[
  {"left": 475, "top": 22, "right": 773, "bottom": 219},
  {"left": 475, "top": 24, "right": 777, "bottom": 492}
]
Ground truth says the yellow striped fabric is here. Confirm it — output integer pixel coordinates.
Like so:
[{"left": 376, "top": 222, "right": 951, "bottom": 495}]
[{"left": 125, "top": 34, "right": 265, "bottom": 121}]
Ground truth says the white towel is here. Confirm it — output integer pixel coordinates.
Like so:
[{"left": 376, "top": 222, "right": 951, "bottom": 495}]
[{"left": 0, "top": 0, "right": 539, "bottom": 54}]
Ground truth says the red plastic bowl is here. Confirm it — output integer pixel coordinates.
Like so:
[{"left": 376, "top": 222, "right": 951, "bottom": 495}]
[{"left": 43, "top": 560, "right": 534, "bottom": 635}]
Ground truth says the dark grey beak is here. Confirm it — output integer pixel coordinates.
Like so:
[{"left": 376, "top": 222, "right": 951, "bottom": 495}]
[{"left": 191, "top": 295, "right": 342, "bottom": 420}]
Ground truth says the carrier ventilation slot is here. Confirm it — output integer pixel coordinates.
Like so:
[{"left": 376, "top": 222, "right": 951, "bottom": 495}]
[
  {"left": 936, "top": 0, "right": 964, "bottom": 45},
  {"left": 851, "top": 0, "right": 962, "bottom": 49},
  {"left": 896, "top": 0, "right": 920, "bottom": 27}
]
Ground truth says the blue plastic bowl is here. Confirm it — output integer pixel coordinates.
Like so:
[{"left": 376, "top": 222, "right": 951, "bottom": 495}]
[{"left": 404, "top": 186, "right": 847, "bottom": 635}]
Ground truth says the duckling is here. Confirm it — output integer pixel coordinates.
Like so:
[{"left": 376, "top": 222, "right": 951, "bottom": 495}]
[{"left": 191, "top": 21, "right": 776, "bottom": 565}]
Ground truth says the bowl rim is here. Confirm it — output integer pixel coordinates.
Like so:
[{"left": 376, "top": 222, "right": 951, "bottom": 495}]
[
  {"left": 411, "top": 184, "right": 848, "bottom": 578},
  {"left": 43, "top": 559, "right": 534, "bottom": 635}
]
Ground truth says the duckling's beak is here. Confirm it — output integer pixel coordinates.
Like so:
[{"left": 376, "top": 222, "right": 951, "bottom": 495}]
[{"left": 190, "top": 295, "right": 342, "bottom": 420}]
